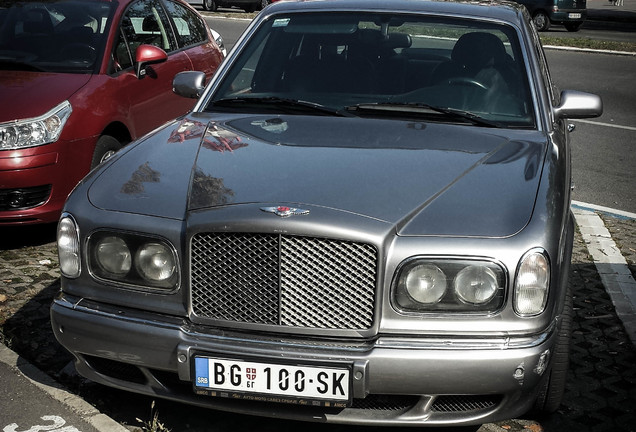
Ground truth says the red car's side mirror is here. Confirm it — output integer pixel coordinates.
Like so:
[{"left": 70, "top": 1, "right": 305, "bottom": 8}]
[{"left": 135, "top": 44, "right": 168, "bottom": 79}]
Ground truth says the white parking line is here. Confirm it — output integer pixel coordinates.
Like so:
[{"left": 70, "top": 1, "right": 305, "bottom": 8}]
[
  {"left": 572, "top": 201, "right": 636, "bottom": 220},
  {"left": 572, "top": 207, "right": 636, "bottom": 345},
  {"left": 573, "top": 119, "right": 636, "bottom": 132}
]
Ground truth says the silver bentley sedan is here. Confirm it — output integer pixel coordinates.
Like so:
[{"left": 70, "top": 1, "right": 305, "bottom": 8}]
[{"left": 52, "top": 0, "right": 602, "bottom": 426}]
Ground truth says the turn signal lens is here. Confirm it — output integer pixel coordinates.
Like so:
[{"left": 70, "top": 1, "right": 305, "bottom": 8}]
[
  {"left": 514, "top": 251, "right": 550, "bottom": 316},
  {"left": 58, "top": 215, "right": 80, "bottom": 278}
]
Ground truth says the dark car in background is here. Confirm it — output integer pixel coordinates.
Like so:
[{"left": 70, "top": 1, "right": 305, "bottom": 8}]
[
  {"left": 513, "top": 0, "right": 587, "bottom": 31},
  {"left": 201, "top": 0, "right": 275, "bottom": 13},
  {"left": 52, "top": 0, "right": 602, "bottom": 427},
  {"left": 0, "top": 0, "right": 223, "bottom": 225}
]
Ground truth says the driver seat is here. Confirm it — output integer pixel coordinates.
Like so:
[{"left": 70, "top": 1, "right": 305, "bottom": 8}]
[{"left": 430, "top": 32, "right": 509, "bottom": 90}]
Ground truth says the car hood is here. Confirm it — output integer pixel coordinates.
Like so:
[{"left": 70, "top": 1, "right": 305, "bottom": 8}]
[
  {"left": 0, "top": 71, "right": 91, "bottom": 121},
  {"left": 88, "top": 114, "right": 547, "bottom": 237}
]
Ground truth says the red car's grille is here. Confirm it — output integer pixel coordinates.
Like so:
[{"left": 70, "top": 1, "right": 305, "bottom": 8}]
[{"left": 0, "top": 185, "right": 51, "bottom": 211}]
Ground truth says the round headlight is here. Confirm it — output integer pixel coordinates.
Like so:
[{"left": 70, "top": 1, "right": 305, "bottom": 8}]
[
  {"left": 95, "top": 236, "right": 132, "bottom": 276},
  {"left": 454, "top": 265, "right": 498, "bottom": 305},
  {"left": 514, "top": 252, "right": 550, "bottom": 316},
  {"left": 58, "top": 216, "right": 80, "bottom": 278},
  {"left": 404, "top": 264, "right": 447, "bottom": 304},
  {"left": 135, "top": 242, "right": 175, "bottom": 282}
]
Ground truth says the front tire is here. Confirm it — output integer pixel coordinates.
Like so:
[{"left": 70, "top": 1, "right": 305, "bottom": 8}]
[
  {"left": 533, "top": 12, "right": 551, "bottom": 32},
  {"left": 533, "top": 285, "right": 573, "bottom": 412},
  {"left": 91, "top": 135, "right": 121, "bottom": 169},
  {"left": 259, "top": 0, "right": 270, "bottom": 10}
]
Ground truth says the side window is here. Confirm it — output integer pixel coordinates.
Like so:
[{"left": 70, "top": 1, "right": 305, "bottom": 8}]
[
  {"left": 162, "top": 0, "right": 208, "bottom": 48},
  {"left": 111, "top": 0, "right": 175, "bottom": 73}
]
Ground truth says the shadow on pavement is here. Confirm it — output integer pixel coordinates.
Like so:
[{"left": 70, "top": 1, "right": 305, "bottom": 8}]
[{"left": 0, "top": 223, "right": 57, "bottom": 250}]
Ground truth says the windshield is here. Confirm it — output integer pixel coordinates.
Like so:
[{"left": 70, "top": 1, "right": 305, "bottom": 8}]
[
  {"left": 0, "top": 0, "right": 114, "bottom": 73},
  {"left": 209, "top": 12, "right": 535, "bottom": 128}
]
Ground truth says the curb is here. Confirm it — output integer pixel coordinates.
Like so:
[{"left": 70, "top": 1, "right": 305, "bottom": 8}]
[
  {"left": 0, "top": 344, "right": 128, "bottom": 432},
  {"left": 572, "top": 208, "right": 636, "bottom": 346}
]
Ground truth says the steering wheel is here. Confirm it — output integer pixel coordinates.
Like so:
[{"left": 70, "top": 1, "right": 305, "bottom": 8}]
[{"left": 447, "top": 77, "right": 488, "bottom": 90}]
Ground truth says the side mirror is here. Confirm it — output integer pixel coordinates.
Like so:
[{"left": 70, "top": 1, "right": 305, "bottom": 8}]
[
  {"left": 135, "top": 44, "right": 167, "bottom": 79},
  {"left": 553, "top": 90, "right": 603, "bottom": 120},
  {"left": 173, "top": 71, "right": 207, "bottom": 99}
]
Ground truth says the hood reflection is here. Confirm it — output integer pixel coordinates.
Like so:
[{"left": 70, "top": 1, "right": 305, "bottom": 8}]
[
  {"left": 203, "top": 124, "right": 248, "bottom": 153},
  {"left": 169, "top": 119, "right": 248, "bottom": 153},
  {"left": 189, "top": 168, "right": 235, "bottom": 209},
  {"left": 120, "top": 162, "right": 160, "bottom": 195}
]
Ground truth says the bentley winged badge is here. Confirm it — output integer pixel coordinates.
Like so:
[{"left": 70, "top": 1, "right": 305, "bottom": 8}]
[{"left": 260, "top": 206, "right": 310, "bottom": 217}]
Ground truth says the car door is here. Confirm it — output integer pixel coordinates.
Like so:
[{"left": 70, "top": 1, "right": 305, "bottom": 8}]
[
  {"left": 111, "top": 0, "right": 194, "bottom": 137},
  {"left": 162, "top": 0, "right": 222, "bottom": 77}
]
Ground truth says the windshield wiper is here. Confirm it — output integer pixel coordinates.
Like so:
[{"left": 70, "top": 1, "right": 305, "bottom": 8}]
[
  {"left": 345, "top": 102, "right": 503, "bottom": 127},
  {"left": 210, "top": 96, "right": 350, "bottom": 117}
]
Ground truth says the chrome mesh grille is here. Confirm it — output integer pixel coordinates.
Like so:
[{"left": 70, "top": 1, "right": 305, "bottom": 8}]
[
  {"left": 431, "top": 395, "right": 501, "bottom": 412},
  {"left": 191, "top": 233, "right": 377, "bottom": 330}
]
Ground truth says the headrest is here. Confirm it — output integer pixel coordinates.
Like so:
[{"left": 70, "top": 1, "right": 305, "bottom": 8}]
[
  {"left": 142, "top": 15, "right": 160, "bottom": 32},
  {"left": 451, "top": 32, "right": 506, "bottom": 70}
]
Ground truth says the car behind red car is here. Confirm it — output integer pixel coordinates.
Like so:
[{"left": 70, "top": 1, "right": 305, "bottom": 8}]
[{"left": 0, "top": 0, "right": 223, "bottom": 225}]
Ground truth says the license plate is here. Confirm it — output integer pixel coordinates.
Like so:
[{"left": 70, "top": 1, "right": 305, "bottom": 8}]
[
  {"left": 568, "top": 13, "right": 582, "bottom": 19},
  {"left": 193, "top": 356, "right": 351, "bottom": 407}
]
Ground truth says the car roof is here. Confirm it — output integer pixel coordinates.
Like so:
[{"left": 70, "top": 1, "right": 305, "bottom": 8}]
[{"left": 264, "top": 0, "right": 527, "bottom": 25}]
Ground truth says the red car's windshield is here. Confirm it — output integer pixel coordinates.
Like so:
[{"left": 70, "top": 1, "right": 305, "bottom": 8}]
[{"left": 0, "top": 0, "right": 114, "bottom": 73}]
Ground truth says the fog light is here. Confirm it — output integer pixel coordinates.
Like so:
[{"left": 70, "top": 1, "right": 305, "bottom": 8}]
[{"left": 7, "top": 191, "right": 25, "bottom": 208}]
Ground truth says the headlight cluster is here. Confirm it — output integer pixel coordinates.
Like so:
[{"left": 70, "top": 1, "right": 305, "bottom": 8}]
[
  {"left": 1, "top": 101, "right": 72, "bottom": 150},
  {"left": 88, "top": 231, "right": 179, "bottom": 290},
  {"left": 394, "top": 259, "right": 505, "bottom": 313}
]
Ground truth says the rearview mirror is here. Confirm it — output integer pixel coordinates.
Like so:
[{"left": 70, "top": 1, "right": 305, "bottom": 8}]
[
  {"left": 553, "top": 90, "right": 603, "bottom": 120},
  {"left": 135, "top": 44, "right": 168, "bottom": 79}
]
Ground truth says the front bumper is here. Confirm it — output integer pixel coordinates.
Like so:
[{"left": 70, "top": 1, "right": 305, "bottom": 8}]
[
  {"left": 0, "top": 138, "right": 92, "bottom": 225},
  {"left": 51, "top": 294, "right": 556, "bottom": 426}
]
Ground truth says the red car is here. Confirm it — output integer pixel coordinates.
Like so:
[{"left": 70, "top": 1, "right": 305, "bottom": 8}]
[{"left": 0, "top": 0, "right": 224, "bottom": 225}]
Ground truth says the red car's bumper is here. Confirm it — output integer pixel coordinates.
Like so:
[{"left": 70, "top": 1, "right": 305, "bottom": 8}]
[{"left": 0, "top": 139, "right": 93, "bottom": 225}]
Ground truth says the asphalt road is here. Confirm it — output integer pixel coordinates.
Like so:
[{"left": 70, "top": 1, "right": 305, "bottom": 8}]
[{"left": 547, "top": 50, "right": 636, "bottom": 214}]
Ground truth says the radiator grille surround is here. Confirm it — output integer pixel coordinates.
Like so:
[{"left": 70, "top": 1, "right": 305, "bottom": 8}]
[{"left": 190, "top": 232, "right": 377, "bottom": 330}]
